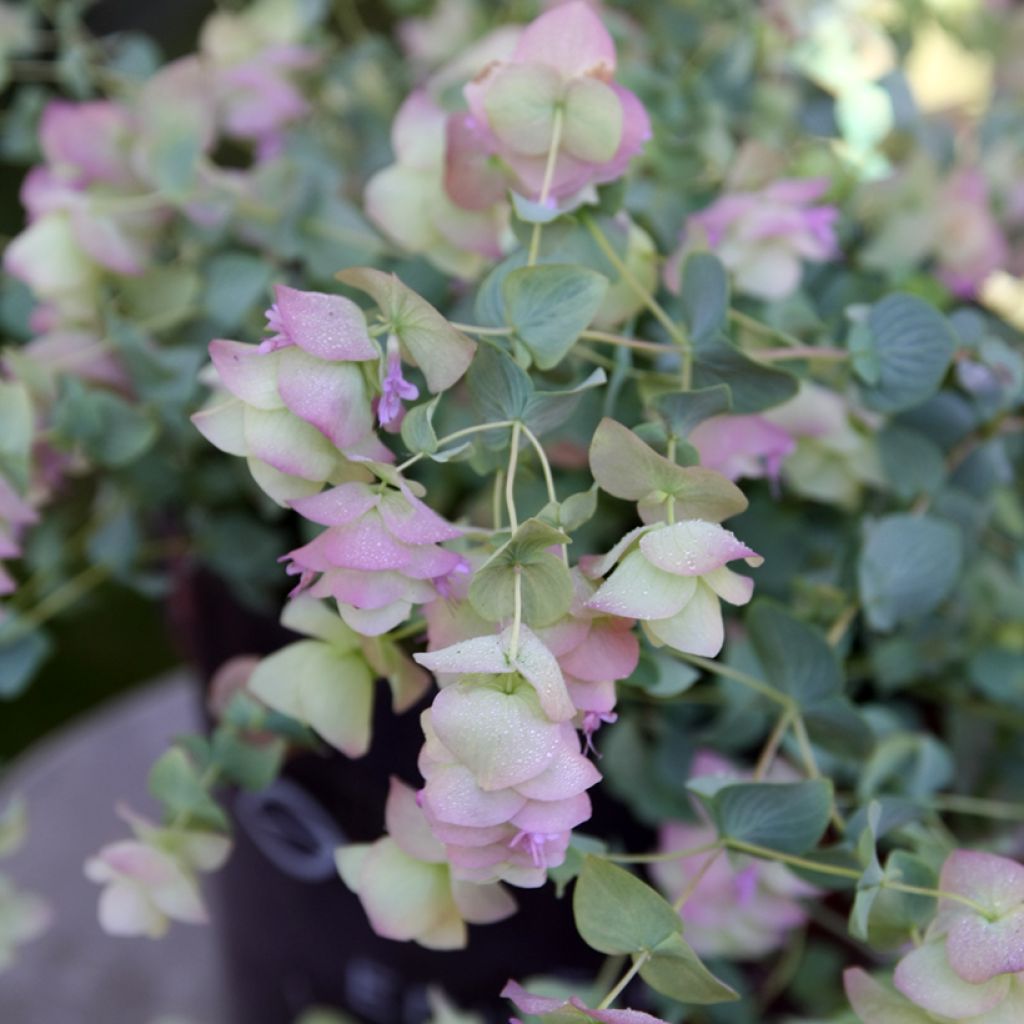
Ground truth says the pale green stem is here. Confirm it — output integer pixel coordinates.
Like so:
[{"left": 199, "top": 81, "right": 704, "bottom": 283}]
[
  {"left": 724, "top": 839, "right": 997, "bottom": 919},
  {"left": 673, "top": 848, "right": 724, "bottom": 911},
  {"left": 527, "top": 106, "right": 566, "bottom": 266},
  {"left": 753, "top": 346, "right": 848, "bottom": 363},
  {"left": 596, "top": 950, "right": 651, "bottom": 1010},
  {"left": 755, "top": 710, "right": 793, "bottom": 780},
  {"left": 728, "top": 308, "right": 805, "bottom": 348},
  {"left": 11, "top": 563, "right": 109, "bottom": 633},
  {"left": 603, "top": 839, "right": 723, "bottom": 865},
  {"left": 579, "top": 329, "right": 673, "bottom": 355},
  {"left": 388, "top": 618, "right": 427, "bottom": 642},
  {"left": 827, "top": 603, "right": 859, "bottom": 647},
  {"left": 675, "top": 652, "right": 791, "bottom": 709},
  {"left": 509, "top": 568, "right": 524, "bottom": 662},
  {"left": 505, "top": 421, "right": 522, "bottom": 533},
  {"left": 665, "top": 436, "right": 677, "bottom": 525},
  {"left": 519, "top": 421, "right": 567, "bottom": 566},
  {"left": 448, "top": 322, "right": 514, "bottom": 337},
  {"left": 929, "top": 794, "right": 1024, "bottom": 822},
  {"left": 397, "top": 420, "right": 514, "bottom": 472},
  {"left": 583, "top": 215, "right": 693, "bottom": 387},
  {"left": 492, "top": 470, "right": 505, "bottom": 532}
]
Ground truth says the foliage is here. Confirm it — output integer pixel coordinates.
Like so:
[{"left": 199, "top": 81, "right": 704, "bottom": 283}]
[{"left": 0, "top": 0, "right": 1023, "bottom": 1022}]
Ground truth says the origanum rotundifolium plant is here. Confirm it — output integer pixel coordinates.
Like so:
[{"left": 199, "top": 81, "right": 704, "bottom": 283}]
[{"left": 1, "top": 0, "right": 1024, "bottom": 1020}]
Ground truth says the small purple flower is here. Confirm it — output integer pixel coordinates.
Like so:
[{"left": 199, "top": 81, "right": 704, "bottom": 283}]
[
  {"left": 378, "top": 335, "right": 420, "bottom": 429},
  {"left": 581, "top": 710, "right": 618, "bottom": 755},
  {"left": 259, "top": 302, "right": 289, "bottom": 353}
]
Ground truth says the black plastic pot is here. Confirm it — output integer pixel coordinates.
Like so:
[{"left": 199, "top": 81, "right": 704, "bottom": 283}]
[{"left": 169, "top": 568, "right": 651, "bottom": 1024}]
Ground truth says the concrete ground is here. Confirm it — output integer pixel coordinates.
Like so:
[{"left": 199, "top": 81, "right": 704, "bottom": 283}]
[{"left": 0, "top": 673, "right": 226, "bottom": 1024}]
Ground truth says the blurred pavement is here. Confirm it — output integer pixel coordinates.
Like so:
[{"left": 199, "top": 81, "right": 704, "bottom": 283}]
[{"left": 0, "top": 673, "right": 226, "bottom": 1024}]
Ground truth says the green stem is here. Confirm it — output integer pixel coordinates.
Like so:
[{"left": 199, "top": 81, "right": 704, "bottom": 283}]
[
  {"left": 724, "top": 839, "right": 997, "bottom": 919},
  {"left": 11, "top": 563, "right": 109, "bottom": 633},
  {"left": 583, "top": 214, "right": 693, "bottom": 387},
  {"left": 603, "top": 839, "right": 722, "bottom": 865},
  {"left": 580, "top": 329, "right": 673, "bottom": 355},
  {"left": 509, "top": 568, "right": 523, "bottom": 661},
  {"left": 753, "top": 346, "right": 848, "bottom": 363},
  {"left": 928, "top": 793, "right": 1024, "bottom": 822},
  {"left": 596, "top": 950, "right": 651, "bottom": 1010},
  {"left": 448, "top": 322, "right": 514, "bottom": 337},
  {"left": 519, "top": 422, "right": 568, "bottom": 566},
  {"left": 827, "top": 603, "right": 859, "bottom": 647},
  {"left": 665, "top": 436, "right": 677, "bottom": 525},
  {"left": 728, "top": 308, "right": 805, "bottom": 348},
  {"left": 755, "top": 710, "right": 793, "bottom": 780},
  {"left": 492, "top": 470, "right": 505, "bottom": 532},
  {"left": 673, "top": 848, "right": 724, "bottom": 911},
  {"left": 387, "top": 618, "right": 427, "bottom": 642},
  {"left": 505, "top": 421, "right": 522, "bottom": 533},
  {"left": 527, "top": 106, "right": 565, "bottom": 266},
  {"left": 397, "top": 420, "right": 514, "bottom": 471},
  {"left": 675, "top": 652, "right": 791, "bottom": 709}
]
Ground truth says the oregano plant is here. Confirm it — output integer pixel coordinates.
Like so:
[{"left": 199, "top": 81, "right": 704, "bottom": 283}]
[{"left": 1, "top": 1, "right": 1023, "bottom": 1022}]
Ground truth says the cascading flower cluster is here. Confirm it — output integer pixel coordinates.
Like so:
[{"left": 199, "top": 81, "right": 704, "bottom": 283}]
[
  {"left": 84, "top": 806, "right": 230, "bottom": 939},
  {"left": 413, "top": 627, "right": 601, "bottom": 888},
  {"left": 364, "top": 1, "right": 651, "bottom": 277},
  {"left": 284, "top": 481, "right": 469, "bottom": 635},
  {"left": 192, "top": 284, "right": 388, "bottom": 505},
  {"left": 845, "top": 850, "right": 1024, "bottom": 1023},
  {"left": 583, "top": 521, "right": 762, "bottom": 658},
  {"left": 667, "top": 178, "right": 840, "bottom": 301}
]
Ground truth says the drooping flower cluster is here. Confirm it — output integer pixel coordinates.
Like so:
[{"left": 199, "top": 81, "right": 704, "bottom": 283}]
[
  {"left": 284, "top": 481, "right": 468, "bottom": 636},
  {"left": 425, "top": 566, "right": 640, "bottom": 749},
  {"left": 192, "top": 284, "right": 388, "bottom": 505},
  {"left": 583, "top": 521, "right": 762, "bottom": 658},
  {"left": 2, "top": 99, "right": 162, "bottom": 331},
  {"left": 364, "top": 1, "right": 651, "bottom": 277},
  {"left": 651, "top": 751, "right": 816, "bottom": 959},
  {"left": 338, "top": 778, "right": 516, "bottom": 949},
  {"left": 85, "top": 806, "right": 231, "bottom": 939},
  {"left": 668, "top": 178, "right": 839, "bottom": 301},
  {"left": 502, "top": 979, "right": 671, "bottom": 1024},
  {"left": 845, "top": 850, "right": 1024, "bottom": 1023},
  {"left": 413, "top": 627, "right": 601, "bottom": 889},
  {"left": 248, "top": 596, "right": 429, "bottom": 757}
]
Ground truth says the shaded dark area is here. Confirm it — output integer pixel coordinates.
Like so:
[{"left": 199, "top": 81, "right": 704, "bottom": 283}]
[{"left": 0, "top": 584, "right": 177, "bottom": 762}]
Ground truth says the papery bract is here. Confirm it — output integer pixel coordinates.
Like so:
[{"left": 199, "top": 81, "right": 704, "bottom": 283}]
[
  {"left": 453, "top": 1, "right": 651, "bottom": 205},
  {"left": 584, "top": 521, "right": 762, "bottom": 657},
  {"left": 365, "top": 91, "right": 511, "bottom": 279},
  {"left": 84, "top": 809, "right": 230, "bottom": 939},
  {"left": 284, "top": 482, "right": 467, "bottom": 636},
  {"left": 502, "top": 978, "right": 671, "bottom": 1023},
  {"left": 337, "top": 777, "right": 516, "bottom": 949},
  {"left": 668, "top": 178, "right": 839, "bottom": 301},
  {"left": 688, "top": 414, "right": 796, "bottom": 484},
  {"left": 247, "top": 596, "right": 428, "bottom": 756},
  {"left": 412, "top": 627, "right": 598, "bottom": 888}
]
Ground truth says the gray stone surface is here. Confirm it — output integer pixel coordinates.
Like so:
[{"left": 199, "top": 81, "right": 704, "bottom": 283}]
[{"left": 0, "top": 673, "right": 227, "bottom": 1024}]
